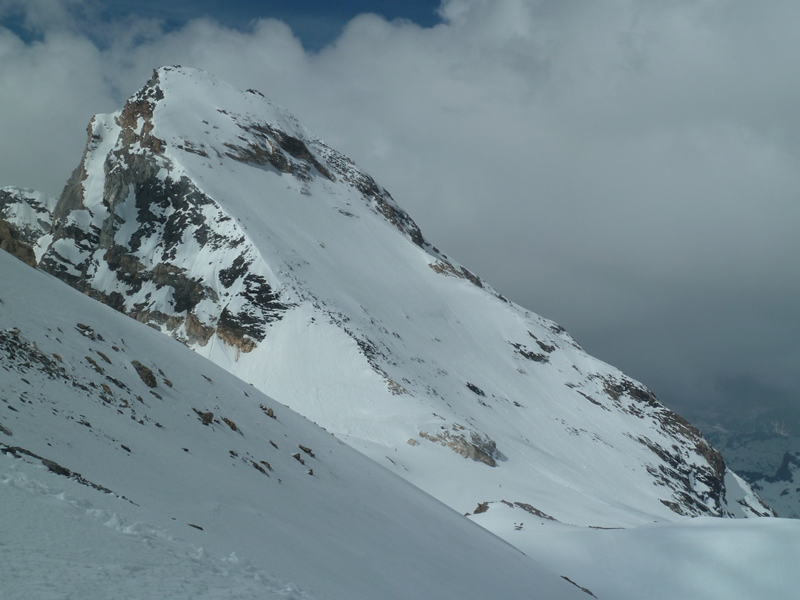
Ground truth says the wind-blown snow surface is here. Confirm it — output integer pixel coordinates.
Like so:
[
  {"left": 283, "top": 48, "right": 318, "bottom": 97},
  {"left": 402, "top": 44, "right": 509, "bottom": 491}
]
[
  {"left": 33, "top": 66, "right": 770, "bottom": 534},
  {"left": 472, "top": 508, "right": 800, "bottom": 600},
  {"left": 0, "top": 251, "right": 584, "bottom": 599}
]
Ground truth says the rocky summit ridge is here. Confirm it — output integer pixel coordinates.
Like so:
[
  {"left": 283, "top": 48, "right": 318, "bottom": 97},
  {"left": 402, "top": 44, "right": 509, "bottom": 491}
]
[{"left": 0, "top": 66, "right": 773, "bottom": 547}]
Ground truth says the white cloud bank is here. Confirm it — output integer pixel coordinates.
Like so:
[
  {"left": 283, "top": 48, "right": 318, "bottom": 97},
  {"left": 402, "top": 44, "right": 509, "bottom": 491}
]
[{"left": 1, "top": 0, "right": 798, "bottom": 426}]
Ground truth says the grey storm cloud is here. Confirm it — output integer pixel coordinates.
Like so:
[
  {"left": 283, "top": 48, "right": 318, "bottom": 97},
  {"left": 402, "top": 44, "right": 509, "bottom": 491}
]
[{"left": 0, "top": 0, "right": 798, "bottom": 430}]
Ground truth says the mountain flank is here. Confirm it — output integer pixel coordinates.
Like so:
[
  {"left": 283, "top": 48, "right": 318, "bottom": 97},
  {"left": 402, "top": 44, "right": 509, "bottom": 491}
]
[{"left": 0, "top": 67, "right": 772, "bottom": 547}]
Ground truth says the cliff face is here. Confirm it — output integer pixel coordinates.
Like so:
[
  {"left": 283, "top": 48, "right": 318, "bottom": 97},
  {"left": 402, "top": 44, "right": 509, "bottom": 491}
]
[
  {"left": 0, "top": 67, "right": 772, "bottom": 536},
  {"left": 0, "top": 188, "right": 57, "bottom": 267},
  {"left": 40, "top": 73, "right": 287, "bottom": 352}
]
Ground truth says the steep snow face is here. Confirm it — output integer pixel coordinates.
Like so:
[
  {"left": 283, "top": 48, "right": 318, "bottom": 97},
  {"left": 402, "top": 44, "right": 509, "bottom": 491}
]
[
  {"left": 34, "top": 66, "right": 770, "bottom": 529},
  {"left": 0, "top": 250, "right": 586, "bottom": 600}
]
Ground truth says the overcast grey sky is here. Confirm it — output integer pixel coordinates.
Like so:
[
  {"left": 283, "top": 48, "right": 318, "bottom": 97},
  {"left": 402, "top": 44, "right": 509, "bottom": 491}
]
[{"left": 1, "top": 0, "right": 798, "bottom": 433}]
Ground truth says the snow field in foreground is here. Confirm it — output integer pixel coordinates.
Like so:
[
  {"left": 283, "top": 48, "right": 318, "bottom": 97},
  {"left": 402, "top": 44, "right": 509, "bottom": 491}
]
[
  {"left": 473, "top": 504, "right": 800, "bottom": 600},
  {"left": 1, "top": 459, "right": 310, "bottom": 600}
]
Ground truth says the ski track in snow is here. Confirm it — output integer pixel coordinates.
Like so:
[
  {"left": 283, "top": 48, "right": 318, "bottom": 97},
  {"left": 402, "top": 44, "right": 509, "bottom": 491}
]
[{"left": 1, "top": 460, "right": 312, "bottom": 600}]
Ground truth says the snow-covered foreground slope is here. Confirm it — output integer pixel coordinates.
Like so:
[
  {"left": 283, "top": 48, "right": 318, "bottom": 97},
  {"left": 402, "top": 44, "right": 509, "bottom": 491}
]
[
  {"left": 28, "top": 66, "right": 769, "bottom": 531},
  {"left": 472, "top": 508, "right": 800, "bottom": 600},
  {"left": 0, "top": 251, "right": 585, "bottom": 599}
]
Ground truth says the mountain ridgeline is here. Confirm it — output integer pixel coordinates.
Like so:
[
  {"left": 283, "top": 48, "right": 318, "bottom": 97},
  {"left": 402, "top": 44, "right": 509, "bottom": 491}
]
[{"left": 0, "top": 66, "right": 772, "bottom": 543}]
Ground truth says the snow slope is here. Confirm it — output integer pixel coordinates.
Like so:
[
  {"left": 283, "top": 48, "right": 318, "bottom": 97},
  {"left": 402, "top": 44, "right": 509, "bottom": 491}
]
[
  {"left": 26, "top": 66, "right": 770, "bottom": 535},
  {"left": 472, "top": 508, "right": 800, "bottom": 600},
  {"left": 0, "top": 250, "right": 585, "bottom": 600}
]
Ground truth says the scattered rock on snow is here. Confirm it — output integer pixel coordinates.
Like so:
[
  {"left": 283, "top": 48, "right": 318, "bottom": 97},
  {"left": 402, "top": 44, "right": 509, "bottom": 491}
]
[
  {"left": 222, "top": 417, "right": 240, "bottom": 433},
  {"left": 41, "top": 458, "right": 71, "bottom": 477},
  {"left": 131, "top": 361, "right": 157, "bottom": 388},
  {"left": 299, "top": 444, "right": 314, "bottom": 457},
  {"left": 193, "top": 408, "right": 214, "bottom": 425},
  {"left": 474, "top": 502, "right": 490, "bottom": 514}
]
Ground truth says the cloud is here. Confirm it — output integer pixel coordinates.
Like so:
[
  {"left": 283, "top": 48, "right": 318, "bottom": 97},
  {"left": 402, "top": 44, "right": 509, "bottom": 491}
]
[
  {"left": 0, "top": 0, "right": 798, "bottom": 429},
  {"left": 0, "top": 0, "right": 85, "bottom": 33},
  {"left": 0, "top": 26, "right": 116, "bottom": 194}
]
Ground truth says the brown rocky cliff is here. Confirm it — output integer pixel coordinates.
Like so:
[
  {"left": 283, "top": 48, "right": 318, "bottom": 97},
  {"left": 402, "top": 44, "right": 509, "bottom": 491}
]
[{"left": 0, "top": 220, "right": 37, "bottom": 267}]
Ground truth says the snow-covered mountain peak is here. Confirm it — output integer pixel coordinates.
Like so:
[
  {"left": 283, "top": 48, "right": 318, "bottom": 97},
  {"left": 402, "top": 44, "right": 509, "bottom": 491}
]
[
  {"left": 5, "top": 66, "right": 773, "bottom": 546},
  {"left": 122, "top": 66, "right": 425, "bottom": 246}
]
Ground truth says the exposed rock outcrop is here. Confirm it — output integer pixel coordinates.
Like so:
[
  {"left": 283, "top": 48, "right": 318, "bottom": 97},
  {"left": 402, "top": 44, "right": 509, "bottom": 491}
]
[
  {"left": 420, "top": 425, "right": 500, "bottom": 467},
  {"left": 0, "top": 220, "right": 37, "bottom": 267},
  {"left": 38, "top": 69, "right": 289, "bottom": 354}
]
